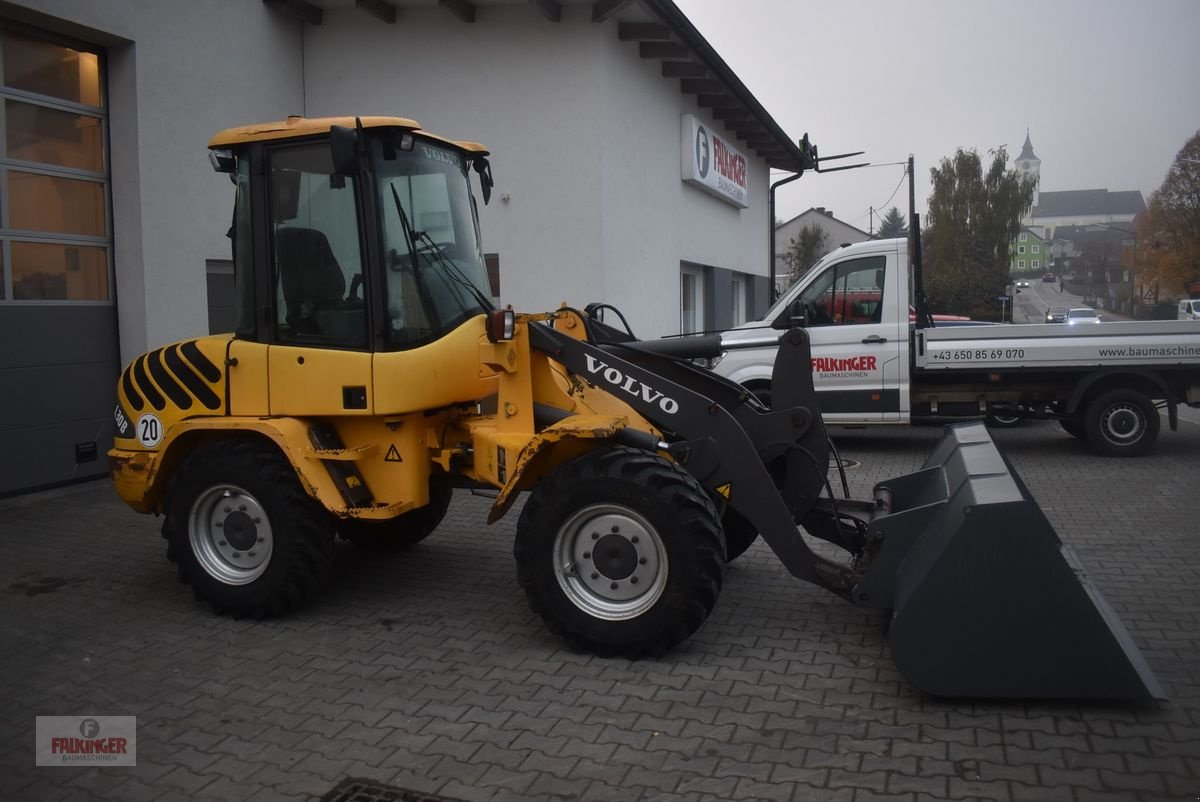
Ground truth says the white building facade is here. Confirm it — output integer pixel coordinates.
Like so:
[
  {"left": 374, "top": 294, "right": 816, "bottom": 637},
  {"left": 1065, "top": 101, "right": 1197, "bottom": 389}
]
[{"left": 0, "top": 0, "right": 810, "bottom": 493}]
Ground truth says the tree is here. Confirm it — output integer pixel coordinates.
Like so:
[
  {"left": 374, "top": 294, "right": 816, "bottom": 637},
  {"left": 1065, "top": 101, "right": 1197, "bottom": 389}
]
[
  {"left": 1135, "top": 130, "right": 1200, "bottom": 297},
  {"left": 923, "top": 147, "right": 1036, "bottom": 318},
  {"left": 875, "top": 206, "right": 908, "bottom": 239},
  {"left": 783, "top": 223, "right": 831, "bottom": 287}
]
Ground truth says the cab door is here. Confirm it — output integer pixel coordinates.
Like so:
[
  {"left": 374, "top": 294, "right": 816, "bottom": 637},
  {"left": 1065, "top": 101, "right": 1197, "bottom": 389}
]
[
  {"left": 778, "top": 251, "right": 901, "bottom": 422},
  {"left": 262, "top": 142, "right": 374, "bottom": 417}
]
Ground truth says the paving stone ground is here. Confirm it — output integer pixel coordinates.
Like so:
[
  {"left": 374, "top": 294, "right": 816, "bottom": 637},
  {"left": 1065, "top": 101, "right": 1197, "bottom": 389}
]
[{"left": 1, "top": 419, "right": 1198, "bottom": 801}]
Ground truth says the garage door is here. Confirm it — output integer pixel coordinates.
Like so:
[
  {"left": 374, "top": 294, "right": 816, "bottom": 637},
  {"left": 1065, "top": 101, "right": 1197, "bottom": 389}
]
[{"left": 0, "top": 25, "right": 115, "bottom": 495}]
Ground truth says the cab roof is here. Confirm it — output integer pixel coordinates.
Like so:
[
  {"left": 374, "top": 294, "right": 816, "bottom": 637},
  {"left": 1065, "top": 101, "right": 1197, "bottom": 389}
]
[{"left": 208, "top": 115, "right": 488, "bottom": 155}]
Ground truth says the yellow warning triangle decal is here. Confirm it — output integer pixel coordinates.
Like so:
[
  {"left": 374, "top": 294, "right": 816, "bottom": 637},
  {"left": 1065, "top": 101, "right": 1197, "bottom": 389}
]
[{"left": 384, "top": 444, "right": 403, "bottom": 462}]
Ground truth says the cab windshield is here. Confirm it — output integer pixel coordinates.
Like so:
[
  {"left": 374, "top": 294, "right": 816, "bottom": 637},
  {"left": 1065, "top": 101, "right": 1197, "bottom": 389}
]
[{"left": 372, "top": 136, "right": 492, "bottom": 349}]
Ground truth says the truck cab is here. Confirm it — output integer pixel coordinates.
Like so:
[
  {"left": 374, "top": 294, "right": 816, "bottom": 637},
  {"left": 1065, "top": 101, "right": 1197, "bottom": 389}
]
[{"left": 716, "top": 238, "right": 909, "bottom": 423}]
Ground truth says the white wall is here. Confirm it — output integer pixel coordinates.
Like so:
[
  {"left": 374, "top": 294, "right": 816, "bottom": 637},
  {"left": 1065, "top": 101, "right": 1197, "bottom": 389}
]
[
  {"left": 301, "top": 4, "right": 608, "bottom": 315},
  {"left": 597, "top": 27, "right": 771, "bottom": 339},
  {"left": 7, "top": 0, "right": 305, "bottom": 362},
  {"left": 302, "top": 5, "right": 775, "bottom": 341}
]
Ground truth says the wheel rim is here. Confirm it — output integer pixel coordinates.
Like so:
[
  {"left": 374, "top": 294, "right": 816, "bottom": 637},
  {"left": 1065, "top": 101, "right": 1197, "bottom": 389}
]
[
  {"left": 553, "top": 503, "right": 668, "bottom": 621},
  {"left": 1099, "top": 403, "right": 1145, "bottom": 446},
  {"left": 188, "top": 484, "right": 274, "bottom": 585}
]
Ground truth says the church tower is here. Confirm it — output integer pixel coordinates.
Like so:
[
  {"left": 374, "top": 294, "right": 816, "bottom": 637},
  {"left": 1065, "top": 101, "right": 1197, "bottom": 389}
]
[{"left": 1015, "top": 130, "right": 1041, "bottom": 206}]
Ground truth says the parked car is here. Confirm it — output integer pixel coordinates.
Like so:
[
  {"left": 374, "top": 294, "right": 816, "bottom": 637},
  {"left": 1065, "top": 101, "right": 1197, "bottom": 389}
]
[
  {"left": 1067, "top": 307, "right": 1101, "bottom": 324},
  {"left": 1042, "top": 273, "right": 1056, "bottom": 283},
  {"left": 1045, "top": 306, "right": 1069, "bottom": 323},
  {"left": 1180, "top": 299, "right": 1200, "bottom": 320}
]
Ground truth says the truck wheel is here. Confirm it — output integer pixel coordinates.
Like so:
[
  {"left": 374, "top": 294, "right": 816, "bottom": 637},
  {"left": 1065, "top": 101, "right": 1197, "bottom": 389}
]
[
  {"left": 1060, "top": 417, "right": 1085, "bottom": 438},
  {"left": 985, "top": 412, "right": 1024, "bottom": 428},
  {"left": 339, "top": 483, "right": 452, "bottom": 549},
  {"left": 1083, "top": 388, "right": 1160, "bottom": 457},
  {"left": 166, "top": 440, "right": 335, "bottom": 617},
  {"left": 514, "top": 447, "right": 725, "bottom": 658}
]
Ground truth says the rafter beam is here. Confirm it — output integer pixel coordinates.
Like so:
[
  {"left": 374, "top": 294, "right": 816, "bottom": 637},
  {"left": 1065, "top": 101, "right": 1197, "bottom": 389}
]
[
  {"left": 262, "top": 0, "right": 322, "bottom": 26},
  {"left": 439, "top": 0, "right": 476, "bottom": 23},
  {"left": 355, "top": 0, "right": 396, "bottom": 24},
  {"left": 712, "top": 108, "right": 754, "bottom": 123},
  {"left": 618, "top": 22, "right": 670, "bottom": 41},
  {"left": 696, "top": 93, "right": 739, "bottom": 109},
  {"left": 680, "top": 78, "right": 724, "bottom": 95},
  {"left": 661, "top": 61, "right": 707, "bottom": 79},
  {"left": 591, "top": 0, "right": 632, "bottom": 22},
  {"left": 639, "top": 41, "right": 689, "bottom": 60},
  {"left": 529, "top": 0, "right": 562, "bottom": 21}
]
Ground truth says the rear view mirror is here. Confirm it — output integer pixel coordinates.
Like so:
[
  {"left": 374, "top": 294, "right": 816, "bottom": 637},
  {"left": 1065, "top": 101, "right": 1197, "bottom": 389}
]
[{"left": 330, "top": 125, "right": 361, "bottom": 175}]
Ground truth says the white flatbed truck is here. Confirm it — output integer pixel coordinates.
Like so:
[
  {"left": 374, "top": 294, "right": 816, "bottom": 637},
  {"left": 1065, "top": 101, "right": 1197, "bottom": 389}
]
[{"left": 714, "top": 237, "right": 1200, "bottom": 456}]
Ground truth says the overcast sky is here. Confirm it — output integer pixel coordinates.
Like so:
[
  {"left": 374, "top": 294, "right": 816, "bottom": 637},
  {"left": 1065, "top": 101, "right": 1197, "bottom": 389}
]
[{"left": 675, "top": 0, "right": 1200, "bottom": 233}]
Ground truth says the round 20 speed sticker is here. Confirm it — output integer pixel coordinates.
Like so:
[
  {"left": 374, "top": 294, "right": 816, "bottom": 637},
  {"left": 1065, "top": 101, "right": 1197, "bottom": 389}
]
[{"left": 136, "top": 413, "right": 163, "bottom": 448}]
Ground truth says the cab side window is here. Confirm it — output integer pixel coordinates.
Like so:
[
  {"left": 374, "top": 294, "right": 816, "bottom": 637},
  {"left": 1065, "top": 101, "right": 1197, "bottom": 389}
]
[
  {"left": 268, "top": 144, "right": 366, "bottom": 348},
  {"left": 793, "top": 256, "right": 886, "bottom": 326}
]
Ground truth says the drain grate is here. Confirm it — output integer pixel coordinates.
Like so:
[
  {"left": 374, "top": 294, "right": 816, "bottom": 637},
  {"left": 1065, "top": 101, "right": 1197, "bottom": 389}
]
[{"left": 320, "top": 778, "right": 466, "bottom": 802}]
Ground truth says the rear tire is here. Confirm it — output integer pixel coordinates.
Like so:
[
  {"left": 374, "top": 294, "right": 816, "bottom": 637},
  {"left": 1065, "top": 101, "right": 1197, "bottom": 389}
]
[
  {"left": 985, "top": 412, "right": 1024, "bottom": 428},
  {"left": 339, "top": 482, "right": 452, "bottom": 549},
  {"left": 1083, "top": 388, "right": 1160, "bottom": 457},
  {"left": 514, "top": 447, "right": 725, "bottom": 658},
  {"left": 166, "top": 440, "right": 335, "bottom": 617}
]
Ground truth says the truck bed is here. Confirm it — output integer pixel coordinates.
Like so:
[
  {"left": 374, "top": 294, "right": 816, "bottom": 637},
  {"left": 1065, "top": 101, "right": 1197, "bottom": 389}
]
[{"left": 917, "top": 320, "right": 1200, "bottom": 371}]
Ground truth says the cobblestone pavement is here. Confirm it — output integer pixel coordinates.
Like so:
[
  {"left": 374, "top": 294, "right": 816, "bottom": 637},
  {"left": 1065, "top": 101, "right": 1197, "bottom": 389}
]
[{"left": 1, "top": 421, "right": 1198, "bottom": 801}]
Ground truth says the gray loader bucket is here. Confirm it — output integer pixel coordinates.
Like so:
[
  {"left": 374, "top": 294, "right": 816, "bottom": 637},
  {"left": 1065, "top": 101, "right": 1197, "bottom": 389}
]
[{"left": 855, "top": 423, "right": 1164, "bottom": 701}]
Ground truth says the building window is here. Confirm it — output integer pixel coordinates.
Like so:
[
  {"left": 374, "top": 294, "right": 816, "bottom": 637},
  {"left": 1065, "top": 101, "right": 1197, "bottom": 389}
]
[
  {"left": 0, "top": 27, "right": 109, "bottom": 303},
  {"left": 680, "top": 265, "right": 705, "bottom": 334},
  {"left": 731, "top": 276, "right": 744, "bottom": 327},
  {"left": 1032, "top": 244, "right": 1039, "bottom": 254},
  {"left": 484, "top": 253, "right": 500, "bottom": 299},
  {"left": 1018, "top": 245, "right": 1026, "bottom": 254},
  {"left": 1018, "top": 260, "right": 1025, "bottom": 269},
  {"left": 1032, "top": 260, "right": 1040, "bottom": 269},
  {"left": 1019, "top": 233, "right": 1028, "bottom": 242}
]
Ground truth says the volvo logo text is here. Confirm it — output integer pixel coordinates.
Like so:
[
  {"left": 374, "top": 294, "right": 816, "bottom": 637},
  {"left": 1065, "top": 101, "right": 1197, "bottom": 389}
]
[{"left": 583, "top": 355, "right": 680, "bottom": 415}]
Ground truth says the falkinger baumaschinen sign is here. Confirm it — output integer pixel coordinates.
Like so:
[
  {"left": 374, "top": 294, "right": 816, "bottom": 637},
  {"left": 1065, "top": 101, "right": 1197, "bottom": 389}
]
[{"left": 681, "top": 114, "right": 749, "bottom": 209}]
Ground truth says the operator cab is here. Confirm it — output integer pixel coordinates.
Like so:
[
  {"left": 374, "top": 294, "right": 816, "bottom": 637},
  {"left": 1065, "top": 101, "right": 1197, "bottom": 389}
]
[{"left": 209, "top": 116, "right": 496, "bottom": 354}]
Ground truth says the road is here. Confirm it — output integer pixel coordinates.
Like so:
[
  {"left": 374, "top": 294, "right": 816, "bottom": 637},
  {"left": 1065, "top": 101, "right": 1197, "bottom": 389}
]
[{"left": 1011, "top": 278, "right": 1102, "bottom": 324}]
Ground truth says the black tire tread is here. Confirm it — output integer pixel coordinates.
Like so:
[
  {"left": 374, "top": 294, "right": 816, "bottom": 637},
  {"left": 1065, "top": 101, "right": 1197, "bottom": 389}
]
[
  {"left": 1083, "top": 388, "right": 1160, "bottom": 458},
  {"left": 514, "top": 447, "right": 725, "bottom": 659},
  {"left": 165, "top": 439, "right": 334, "bottom": 618}
]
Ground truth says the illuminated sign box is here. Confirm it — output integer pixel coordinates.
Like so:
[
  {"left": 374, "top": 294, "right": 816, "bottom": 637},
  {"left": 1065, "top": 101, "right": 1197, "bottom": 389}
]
[{"left": 681, "top": 114, "right": 749, "bottom": 209}]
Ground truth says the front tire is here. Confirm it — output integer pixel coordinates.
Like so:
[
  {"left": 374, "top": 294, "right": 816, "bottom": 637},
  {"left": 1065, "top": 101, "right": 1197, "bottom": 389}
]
[
  {"left": 514, "top": 448, "right": 725, "bottom": 658},
  {"left": 166, "top": 440, "right": 335, "bottom": 617},
  {"left": 1083, "top": 388, "right": 1160, "bottom": 457}
]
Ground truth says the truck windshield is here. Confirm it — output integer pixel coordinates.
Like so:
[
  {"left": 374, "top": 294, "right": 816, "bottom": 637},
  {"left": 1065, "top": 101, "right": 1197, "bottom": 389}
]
[{"left": 373, "top": 136, "right": 493, "bottom": 349}]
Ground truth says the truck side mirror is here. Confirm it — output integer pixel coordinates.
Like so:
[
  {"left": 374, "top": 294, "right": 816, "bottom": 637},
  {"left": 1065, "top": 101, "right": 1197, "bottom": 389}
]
[{"left": 771, "top": 299, "right": 806, "bottom": 330}]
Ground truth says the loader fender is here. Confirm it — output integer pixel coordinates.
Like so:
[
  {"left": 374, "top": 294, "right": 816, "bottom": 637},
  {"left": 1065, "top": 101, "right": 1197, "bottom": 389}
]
[
  {"left": 109, "top": 417, "right": 350, "bottom": 516},
  {"left": 487, "top": 414, "right": 643, "bottom": 524}
]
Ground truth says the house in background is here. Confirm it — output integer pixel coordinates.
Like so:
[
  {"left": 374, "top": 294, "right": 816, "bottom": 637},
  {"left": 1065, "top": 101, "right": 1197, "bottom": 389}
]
[
  {"left": 1010, "top": 226, "right": 1051, "bottom": 275},
  {"left": 774, "top": 207, "right": 870, "bottom": 291}
]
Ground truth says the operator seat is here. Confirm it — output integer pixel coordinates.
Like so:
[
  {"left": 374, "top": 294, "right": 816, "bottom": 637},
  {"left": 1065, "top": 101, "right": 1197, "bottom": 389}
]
[{"left": 275, "top": 227, "right": 346, "bottom": 335}]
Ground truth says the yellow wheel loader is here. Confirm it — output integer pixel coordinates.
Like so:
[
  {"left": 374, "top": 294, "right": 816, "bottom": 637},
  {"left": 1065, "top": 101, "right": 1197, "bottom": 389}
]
[{"left": 109, "top": 116, "right": 1162, "bottom": 700}]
